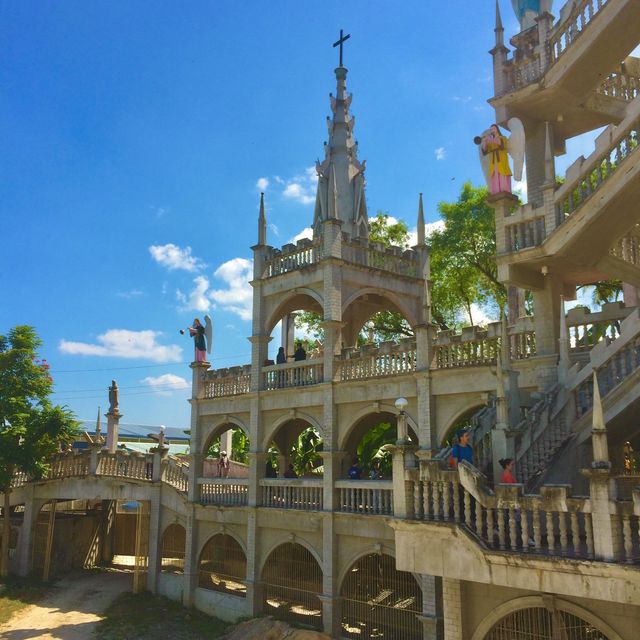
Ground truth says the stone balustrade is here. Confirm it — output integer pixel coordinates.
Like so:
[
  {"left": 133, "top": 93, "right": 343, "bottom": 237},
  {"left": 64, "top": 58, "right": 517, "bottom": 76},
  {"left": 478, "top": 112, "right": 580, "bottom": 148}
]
[
  {"left": 198, "top": 478, "right": 248, "bottom": 506},
  {"left": 566, "top": 302, "right": 632, "bottom": 354},
  {"left": 262, "top": 238, "right": 322, "bottom": 278},
  {"left": 259, "top": 478, "right": 323, "bottom": 511},
  {"left": 335, "top": 480, "right": 394, "bottom": 515},
  {"left": 548, "top": 0, "right": 610, "bottom": 64},
  {"left": 342, "top": 238, "right": 420, "bottom": 278},
  {"left": 434, "top": 325, "right": 501, "bottom": 368},
  {"left": 503, "top": 54, "right": 543, "bottom": 93},
  {"left": 555, "top": 112, "right": 640, "bottom": 225},
  {"left": 336, "top": 339, "right": 417, "bottom": 381},
  {"left": 203, "top": 365, "right": 251, "bottom": 398},
  {"left": 504, "top": 209, "right": 546, "bottom": 252},
  {"left": 263, "top": 360, "right": 324, "bottom": 390},
  {"left": 597, "top": 68, "right": 640, "bottom": 102},
  {"left": 97, "top": 451, "right": 154, "bottom": 480},
  {"left": 46, "top": 452, "right": 90, "bottom": 479},
  {"left": 609, "top": 226, "right": 640, "bottom": 267},
  {"left": 161, "top": 458, "right": 189, "bottom": 493}
]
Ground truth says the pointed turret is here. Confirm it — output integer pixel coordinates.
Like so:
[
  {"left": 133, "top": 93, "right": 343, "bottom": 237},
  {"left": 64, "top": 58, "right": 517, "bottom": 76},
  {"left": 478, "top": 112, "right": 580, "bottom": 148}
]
[
  {"left": 495, "top": 0, "right": 504, "bottom": 47},
  {"left": 258, "top": 192, "right": 267, "bottom": 246},
  {"left": 591, "top": 371, "right": 611, "bottom": 468},
  {"left": 313, "top": 65, "right": 369, "bottom": 240},
  {"left": 416, "top": 193, "right": 425, "bottom": 245}
]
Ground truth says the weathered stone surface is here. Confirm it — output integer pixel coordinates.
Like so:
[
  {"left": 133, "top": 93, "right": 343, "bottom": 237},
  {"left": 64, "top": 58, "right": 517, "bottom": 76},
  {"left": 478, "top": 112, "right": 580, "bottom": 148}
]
[{"left": 221, "top": 617, "right": 331, "bottom": 640}]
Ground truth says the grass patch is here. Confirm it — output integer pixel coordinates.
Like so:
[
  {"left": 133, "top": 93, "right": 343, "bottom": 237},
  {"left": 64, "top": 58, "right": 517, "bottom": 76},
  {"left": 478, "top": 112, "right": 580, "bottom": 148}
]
[
  {"left": 0, "top": 576, "right": 48, "bottom": 626},
  {"left": 94, "top": 591, "right": 232, "bottom": 640}
]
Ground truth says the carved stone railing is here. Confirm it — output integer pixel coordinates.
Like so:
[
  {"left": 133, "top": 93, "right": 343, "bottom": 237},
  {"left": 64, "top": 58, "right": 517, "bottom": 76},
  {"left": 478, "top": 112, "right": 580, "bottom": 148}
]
[
  {"left": 260, "top": 478, "right": 323, "bottom": 511},
  {"left": 434, "top": 325, "right": 500, "bottom": 368},
  {"left": 262, "top": 360, "right": 324, "bottom": 390},
  {"left": 503, "top": 54, "right": 543, "bottom": 93},
  {"left": 609, "top": 226, "right": 640, "bottom": 267},
  {"left": 97, "top": 451, "right": 154, "bottom": 480},
  {"left": 548, "top": 0, "right": 610, "bottom": 64},
  {"left": 263, "top": 239, "right": 322, "bottom": 278},
  {"left": 203, "top": 365, "right": 251, "bottom": 398},
  {"left": 566, "top": 302, "right": 632, "bottom": 354},
  {"left": 409, "top": 460, "right": 595, "bottom": 559},
  {"left": 342, "top": 239, "right": 420, "bottom": 278},
  {"left": 555, "top": 113, "right": 640, "bottom": 225},
  {"left": 597, "top": 69, "right": 640, "bottom": 102},
  {"left": 46, "top": 452, "right": 90, "bottom": 479},
  {"left": 161, "top": 457, "right": 189, "bottom": 493},
  {"left": 504, "top": 211, "right": 546, "bottom": 252},
  {"left": 336, "top": 340, "right": 417, "bottom": 382},
  {"left": 198, "top": 478, "right": 248, "bottom": 506},
  {"left": 335, "top": 480, "right": 394, "bottom": 515}
]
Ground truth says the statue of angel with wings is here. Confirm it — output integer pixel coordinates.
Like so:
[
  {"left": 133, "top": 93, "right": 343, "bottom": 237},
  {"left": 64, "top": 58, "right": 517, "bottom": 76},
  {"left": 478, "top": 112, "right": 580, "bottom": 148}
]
[
  {"left": 187, "top": 316, "right": 212, "bottom": 363},
  {"left": 476, "top": 119, "right": 525, "bottom": 196}
]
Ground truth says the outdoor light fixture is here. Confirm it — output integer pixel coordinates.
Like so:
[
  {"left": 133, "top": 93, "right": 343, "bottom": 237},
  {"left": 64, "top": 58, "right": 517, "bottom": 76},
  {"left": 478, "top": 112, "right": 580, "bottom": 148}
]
[
  {"left": 395, "top": 397, "right": 409, "bottom": 444},
  {"left": 394, "top": 397, "right": 408, "bottom": 412}
]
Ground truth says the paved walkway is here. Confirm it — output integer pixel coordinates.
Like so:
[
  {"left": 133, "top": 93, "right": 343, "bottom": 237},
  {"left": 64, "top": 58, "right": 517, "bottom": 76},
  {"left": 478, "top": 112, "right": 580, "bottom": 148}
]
[{"left": 0, "top": 571, "right": 131, "bottom": 640}]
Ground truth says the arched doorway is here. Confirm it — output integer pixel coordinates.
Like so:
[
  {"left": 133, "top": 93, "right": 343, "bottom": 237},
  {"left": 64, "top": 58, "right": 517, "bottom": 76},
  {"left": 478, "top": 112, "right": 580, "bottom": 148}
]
[
  {"left": 340, "top": 553, "right": 422, "bottom": 640},
  {"left": 160, "top": 523, "right": 185, "bottom": 573},
  {"left": 198, "top": 533, "right": 247, "bottom": 597},
  {"left": 483, "top": 607, "right": 613, "bottom": 640},
  {"left": 261, "top": 542, "right": 323, "bottom": 629}
]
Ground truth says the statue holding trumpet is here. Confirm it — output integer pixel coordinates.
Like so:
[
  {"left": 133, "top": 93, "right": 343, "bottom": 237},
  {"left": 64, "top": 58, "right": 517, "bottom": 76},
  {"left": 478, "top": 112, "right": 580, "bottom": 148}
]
[{"left": 180, "top": 315, "right": 213, "bottom": 363}]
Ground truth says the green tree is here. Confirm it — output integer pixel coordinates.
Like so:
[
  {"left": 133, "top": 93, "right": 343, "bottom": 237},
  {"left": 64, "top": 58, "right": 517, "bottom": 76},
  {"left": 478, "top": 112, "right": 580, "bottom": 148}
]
[{"left": 0, "top": 326, "right": 78, "bottom": 576}]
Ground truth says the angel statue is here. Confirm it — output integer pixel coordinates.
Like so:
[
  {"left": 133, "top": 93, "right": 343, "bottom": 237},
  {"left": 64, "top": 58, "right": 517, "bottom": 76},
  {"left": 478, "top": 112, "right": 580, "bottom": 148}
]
[
  {"left": 512, "top": 1, "right": 553, "bottom": 31},
  {"left": 476, "top": 120, "right": 525, "bottom": 196},
  {"left": 187, "top": 316, "right": 213, "bottom": 363}
]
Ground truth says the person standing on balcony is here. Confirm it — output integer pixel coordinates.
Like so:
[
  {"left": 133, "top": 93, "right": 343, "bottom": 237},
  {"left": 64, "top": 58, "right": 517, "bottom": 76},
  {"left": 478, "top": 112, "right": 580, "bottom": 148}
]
[
  {"left": 218, "top": 451, "right": 230, "bottom": 478},
  {"left": 294, "top": 343, "right": 307, "bottom": 361},
  {"left": 449, "top": 429, "right": 473, "bottom": 469},
  {"left": 499, "top": 458, "right": 517, "bottom": 483},
  {"left": 348, "top": 457, "right": 362, "bottom": 479},
  {"left": 276, "top": 346, "right": 287, "bottom": 364}
]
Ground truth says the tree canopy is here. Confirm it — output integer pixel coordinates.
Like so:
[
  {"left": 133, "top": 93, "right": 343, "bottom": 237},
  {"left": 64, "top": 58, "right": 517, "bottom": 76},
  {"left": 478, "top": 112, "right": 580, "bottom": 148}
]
[{"left": 0, "top": 326, "right": 78, "bottom": 576}]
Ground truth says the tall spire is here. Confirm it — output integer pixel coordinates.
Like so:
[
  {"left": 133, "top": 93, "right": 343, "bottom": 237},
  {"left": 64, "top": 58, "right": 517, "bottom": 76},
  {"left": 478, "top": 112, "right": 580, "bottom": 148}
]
[
  {"left": 495, "top": 0, "right": 504, "bottom": 47},
  {"left": 416, "top": 193, "right": 425, "bottom": 245},
  {"left": 591, "top": 371, "right": 611, "bottom": 467},
  {"left": 258, "top": 192, "right": 267, "bottom": 246},
  {"left": 313, "top": 52, "right": 369, "bottom": 240}
]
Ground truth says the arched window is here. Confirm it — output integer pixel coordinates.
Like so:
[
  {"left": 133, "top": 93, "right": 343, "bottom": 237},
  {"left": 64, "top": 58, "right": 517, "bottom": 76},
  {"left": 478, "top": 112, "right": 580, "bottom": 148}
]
[
  {"left": 160, "top": 524, "right": 185, "bottom": 573},
  {"left": 341, "top": 553, "right": 422, "bottom": 640},
  {"left": 484, "top": 607, "right": 612, "bottom": 640},
  {"left": 261, "top": 542, "right": 323, "bottom": 629},
  {"left": 198, "top": 534, "right": 247, "bottom": 597}
]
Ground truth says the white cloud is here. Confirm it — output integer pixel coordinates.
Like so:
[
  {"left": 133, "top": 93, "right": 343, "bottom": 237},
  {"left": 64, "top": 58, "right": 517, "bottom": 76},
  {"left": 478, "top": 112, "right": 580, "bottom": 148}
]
[
  {"left": 435, "top": 147, "right": 446, "bottom": 161},
  {"left": 289, "top": 227, "right": 314, "bottom": 243},
  {"left": 513, "top": 178, "right": 528, "bottom": 203},
  {"left": 256, "top": 177, "right": 269, "bottom": 191},
  {"left": 407, "top": 219, "right": 445, "bottom": 245},
  {"left": 177, "top": 275, "right": 211, "bottom": 312},
  {"left": 282, "top": 167, "right": 317, "bottom": 205},
  {"left": 59, "top": 330, "right": 182, "bottom": 362},
  {"left": 269, "top": 223, "right": 280, "bottom": 237},
  {"left": 141, "top": 373, "right": 190, "bottom": 396},
  {"left": 469, "top": 303, "right": 496, "bottom": 326},
  {"left": 149, "top": 243, "right": 204, "bottom": 272},
  {"left": 210, "top": 258, "right": 254, "bottom": 321},
  {"left": 117, "top": 289, "right": 144, "bottom": 299}
]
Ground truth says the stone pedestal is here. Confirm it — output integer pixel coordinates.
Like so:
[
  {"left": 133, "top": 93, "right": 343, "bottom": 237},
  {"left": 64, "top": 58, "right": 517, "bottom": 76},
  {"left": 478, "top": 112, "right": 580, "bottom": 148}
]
[
  {"left": 583, "top": 468, "right": 622, "bottom": 561},
  {"left": 390, "top": 444, "right": 418, "bottom": 518},
  {"left": 105, "top": 409, "right": 122, "bottom": 454}
]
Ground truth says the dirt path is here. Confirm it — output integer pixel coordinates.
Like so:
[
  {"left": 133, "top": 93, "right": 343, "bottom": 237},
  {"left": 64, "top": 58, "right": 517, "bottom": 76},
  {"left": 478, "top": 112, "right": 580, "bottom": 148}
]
[{"left": 0, "top": 571, "right": 131, "bottom": 640}]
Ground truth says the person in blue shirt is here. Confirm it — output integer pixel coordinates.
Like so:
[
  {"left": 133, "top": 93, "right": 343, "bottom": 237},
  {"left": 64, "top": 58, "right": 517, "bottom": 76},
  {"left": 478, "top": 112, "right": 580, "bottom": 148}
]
[{"left": 449, "top": 429, "right": 473, "bottom": 469}]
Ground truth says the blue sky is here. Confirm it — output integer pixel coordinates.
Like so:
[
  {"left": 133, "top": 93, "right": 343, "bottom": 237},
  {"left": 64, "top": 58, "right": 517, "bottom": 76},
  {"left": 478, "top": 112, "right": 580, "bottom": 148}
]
[{"left": 1, "top": 1, "right": 599, "bottom": 430}]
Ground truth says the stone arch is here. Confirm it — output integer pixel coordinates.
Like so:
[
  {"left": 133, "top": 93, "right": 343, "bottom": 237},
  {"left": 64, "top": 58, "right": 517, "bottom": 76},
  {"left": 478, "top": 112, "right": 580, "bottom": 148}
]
[
  {"left": 337, "top": 543, "right": 396, "bottom": 587},
  {"left": 197, "top": 526, "right": 247, "bottom": 559},
  {"left": 262, "top": 411, "right": 324, "bottom": 453},
  {"left": 439, "top": 401, "right": 487, "bottom": 446},
  {"left": 160, "top": 522, "right": 186, "bottom": 573},
  {"left": 198, "top": 531, "right": 248, "bottom": 597},
  {"left": 340, "top": 404, "right": 418, "bottom": 453},
  {"left": 259, "top": 535, "right": 323, "bottom": 574},
  {"left": 260, "top": 540, "right": 324, "bottom": 629},
  {"left": 470, "top": 596, "right": 622, "bottom": 640},
  {"left": 340, "top": 550, "right": 423, "bottom": 640},
  {"left": 265, "top": 289, "right": 324, "bottom": 336},
  {"left": 201, "top": 415, "right": 250, "bottom": 456}
]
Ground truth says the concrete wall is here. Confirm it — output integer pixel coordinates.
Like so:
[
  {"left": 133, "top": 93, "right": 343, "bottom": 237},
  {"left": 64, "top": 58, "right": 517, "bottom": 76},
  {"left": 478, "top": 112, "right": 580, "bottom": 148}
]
[{"left": 194, "top": 587, "right": 248, "bottom": 623}]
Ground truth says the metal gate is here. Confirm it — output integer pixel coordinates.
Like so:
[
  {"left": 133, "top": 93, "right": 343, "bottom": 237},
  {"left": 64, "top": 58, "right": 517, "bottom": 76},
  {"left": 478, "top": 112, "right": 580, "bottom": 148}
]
[
  {"left": 485, "top": 608, "right": 611, "bottom": 640},
  {"left": 160, "top": 523, "right": 186, "bottom": 573},
  {"left": 340, "top": 553, "right": 422, "bottom": 640},
  {"left": 261, "top": 542, "right": 323, "bottom": 629},
  {"left": 198, "top": 533, "right": 247, "bottom": 596}
]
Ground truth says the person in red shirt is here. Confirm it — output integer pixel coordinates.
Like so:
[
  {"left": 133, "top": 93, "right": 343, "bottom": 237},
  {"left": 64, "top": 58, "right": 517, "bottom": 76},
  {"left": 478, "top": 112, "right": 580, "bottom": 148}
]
[{"left": 498, "top": 458, "right": 517, "bottom": 484}]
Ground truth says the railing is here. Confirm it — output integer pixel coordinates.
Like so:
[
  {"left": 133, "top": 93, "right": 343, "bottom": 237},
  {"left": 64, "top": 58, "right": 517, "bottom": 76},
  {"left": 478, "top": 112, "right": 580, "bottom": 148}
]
[
  {"left": 556, "top": 115, "right": 640, "bottom": 225},
  {"left": 609, "top": 228, "right": 640, "bottom": 267},
  {"left": 508, "top": 329, "right": 536, "bottom": 360},
  {"left": 470, "top": 405, "right": 498, "bottom": 474},
  {"left": 617, "top": 503, "right": 640, "bottom": 563},
  {"left": 263, "top": 360, "right": 324, "bottom": 390},
  {"left": 203, "top": 370, "right": 251, "bottom": 398},
  {"left": 548, "top": 0, "right": 610, "bottom": 64},
  {"left": 504, "top": 54, "right": 543, "bottom": 93},
  {"left": 97, "top": 451, "right": 154, "bottom": 480},
  {"left": 46, "top": 452, "right": 89, "bottom": 479},
  {"left": 263, "top": 241, "right": 321, "bottom": 278},
  {"left": 342, "top": 240, "right": 420, "bottom": 278},
  {"left": 260, "top": 479, "right": 323, "bottom": 511},
  {"left": 505, "top": 215, "right": 546, "bottom": 252},
  {"left": 598, "top": 69, "right": 640, "bottom": 102},
  {"left": 162, "top": 458, "right": 189, "bottom": 493},
  {"left": 337, "top": 341, "right": 417, "bottom": 382},
  {"left": 198, "top": 478, "right": 248, "bottom": 506},
  {"left": 434, "top": 333, "right": 500, "bottom": 369},
  {"left": 410, "top": 461, "right": 596, "bottom": 560},
  {"left": 335, "top": 480, "right": 394, "bottom": 515}
]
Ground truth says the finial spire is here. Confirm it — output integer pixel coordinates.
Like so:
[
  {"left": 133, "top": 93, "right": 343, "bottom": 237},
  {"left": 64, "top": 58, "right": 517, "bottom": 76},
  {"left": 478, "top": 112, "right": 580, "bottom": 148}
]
[
  {"left": 495, "top": 1, "right": 504, "bottom": 47},
  {"left": 591, "top": 371, "right": 611, "bottom": 467},
  {"left": 95, "top": 406, "right": 101, "bottom": 437},
  {"left": 258, "top": 192, "right": 267, "bottom": 245},
  {"left": 333, "top": 29, "right": 351, "bottom": 68},
  {"left": 417, "top": 193, "right": 425, "bottom": 245}
]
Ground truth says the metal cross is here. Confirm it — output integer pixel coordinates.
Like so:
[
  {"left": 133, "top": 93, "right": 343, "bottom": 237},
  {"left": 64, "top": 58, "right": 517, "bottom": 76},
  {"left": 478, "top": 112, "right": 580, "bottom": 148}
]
[{"left": 333, "top": 29, "right": 351, "bottom": 67}]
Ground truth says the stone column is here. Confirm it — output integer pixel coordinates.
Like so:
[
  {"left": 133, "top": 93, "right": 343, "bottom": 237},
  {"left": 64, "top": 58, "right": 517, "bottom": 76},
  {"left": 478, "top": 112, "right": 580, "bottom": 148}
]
[
  {"left": 105, "top": 408, "right": 122, "bottom": 454},
  {"left": 146, "top": 488, "right": 162, "bottom": 593},
  {"left": 249, "top": 336, "right": 272, "bottom": 392},
  {"left": 244, "top": 510, "right": 263, "bottom": 616},
  {"left": 220, "top": 429, "right": 233, "bottom": 459},
  {"left": 17, "top": 488, "right": 42, "bottom": 577},
  {"left": 418, "top": 574, "right": 443, "bottom": 640},
  {"left": 182, "top": 507, "right": 198, "bottom": 607},
  {"left": 442, "top": 578, "right": 463, "bottom": 640},
  {"left": 532, "top": 274, "right": 563, "bottom": 358},
  {"left": 281, "top": 313, "right": 297, "bottom": 356},
  {"left": 320, "top": 512, "right": 342, "bottom": 637},
  {"left": 584, "top": 469, "right": 622, "bottom": 561},
  {"left": 320, "top": 451, "right": 347, "bottom": 512},
  {"left": 247, "top": 452, "right": 267, "bottom": 507},
  {"left": 390, "top": 444, "right": 418, "bottom": 519}
]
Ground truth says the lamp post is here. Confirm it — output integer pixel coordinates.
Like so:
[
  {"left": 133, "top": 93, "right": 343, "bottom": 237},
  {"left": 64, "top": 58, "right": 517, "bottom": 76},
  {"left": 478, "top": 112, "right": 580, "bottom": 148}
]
[{"left": 395, "top": 397, "right": 409, "bottom": 445}]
